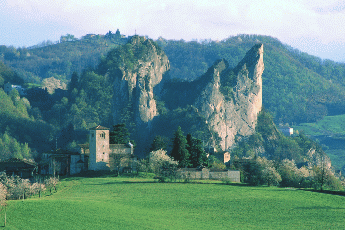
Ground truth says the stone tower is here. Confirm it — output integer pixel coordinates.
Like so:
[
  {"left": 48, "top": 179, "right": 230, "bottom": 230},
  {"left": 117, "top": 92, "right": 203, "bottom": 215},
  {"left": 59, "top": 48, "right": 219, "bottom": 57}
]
[{"left": 88, "top": 125, "right": 110, "bottom": 170}]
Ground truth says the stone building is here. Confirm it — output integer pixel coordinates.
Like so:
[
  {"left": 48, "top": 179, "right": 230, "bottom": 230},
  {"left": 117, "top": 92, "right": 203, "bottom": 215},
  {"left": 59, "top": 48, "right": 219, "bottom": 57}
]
[
  {"left": 40, "top": 150, "right": 87, "bottom": 176},
  {"left": 85, "top": 125, "right": 136, "bottom": 172},
  {"left": 41, "top": 125, "right": 136, "bottom": 176}
]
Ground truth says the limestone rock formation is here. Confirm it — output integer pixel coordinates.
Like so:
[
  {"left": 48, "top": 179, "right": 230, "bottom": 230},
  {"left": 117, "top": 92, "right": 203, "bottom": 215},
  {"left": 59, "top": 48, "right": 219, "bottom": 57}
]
[
  {"left": 111, "top": 39, "right": 263, "bottom": 153},
  {"left": 111, "top": 36, "right": 170, "bottom": 126},
  {"left": 194, "top": 43, "right": 264, "bottom": 150}
]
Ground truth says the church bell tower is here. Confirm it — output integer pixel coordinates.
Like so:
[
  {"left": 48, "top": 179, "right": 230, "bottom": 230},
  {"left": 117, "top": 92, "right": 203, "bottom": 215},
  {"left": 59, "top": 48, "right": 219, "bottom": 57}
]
[{"left": 88, "top": 125, "right": 110, "bottom": 170}]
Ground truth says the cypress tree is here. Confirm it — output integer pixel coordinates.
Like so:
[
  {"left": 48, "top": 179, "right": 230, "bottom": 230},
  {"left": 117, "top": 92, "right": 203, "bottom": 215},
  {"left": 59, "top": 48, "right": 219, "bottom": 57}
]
[
  {"left": 110, "top": 123, "right": 130, "bottom": 144},
  {"left": 187, "top": 134, "right": 208, "bottom": 168},
  {"left": 170, "top": 126, "right": 190, "bottom": 168}
]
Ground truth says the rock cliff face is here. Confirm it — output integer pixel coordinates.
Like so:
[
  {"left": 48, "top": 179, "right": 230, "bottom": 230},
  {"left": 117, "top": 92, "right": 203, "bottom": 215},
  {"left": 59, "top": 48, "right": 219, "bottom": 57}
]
[
  {"left": 111, "top": 36, "right": 170, "bottom": 126},
  {"left": 194, "top": 43, "right": 264, "bottom": 150},
  {"left": 111, "top": 39, "right": 263, "bottom": 153}
]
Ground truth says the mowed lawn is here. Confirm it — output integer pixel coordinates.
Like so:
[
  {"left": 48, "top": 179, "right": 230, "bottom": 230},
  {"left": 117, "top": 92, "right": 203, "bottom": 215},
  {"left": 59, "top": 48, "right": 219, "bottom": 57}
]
[{"left": 3, "top": 177, "right": 345, "bottom": 229}]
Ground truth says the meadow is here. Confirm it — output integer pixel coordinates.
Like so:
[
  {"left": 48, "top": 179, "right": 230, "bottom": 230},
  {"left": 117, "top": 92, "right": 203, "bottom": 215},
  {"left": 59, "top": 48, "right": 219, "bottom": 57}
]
[{"left": 2, "top": 176, "right": 345, "bottom": 229}]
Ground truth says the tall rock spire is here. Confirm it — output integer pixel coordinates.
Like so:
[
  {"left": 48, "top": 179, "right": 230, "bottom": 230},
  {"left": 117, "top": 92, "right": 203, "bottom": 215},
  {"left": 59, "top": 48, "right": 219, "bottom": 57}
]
[{"left": 194, "top": 43, "right": 264, "bottom": 150}]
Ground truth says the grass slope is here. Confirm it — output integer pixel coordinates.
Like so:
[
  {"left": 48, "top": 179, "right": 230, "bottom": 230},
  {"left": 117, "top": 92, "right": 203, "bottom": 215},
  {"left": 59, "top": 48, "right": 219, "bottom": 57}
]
[
  {"left": 295, "top": 114, "right": 345, "bottom": 136},
  {"left": 3, "top": 177, "right": 345, "bottom": 229},
  {"left": 294, "top": 114, "right": 345, "bottom": 171}
]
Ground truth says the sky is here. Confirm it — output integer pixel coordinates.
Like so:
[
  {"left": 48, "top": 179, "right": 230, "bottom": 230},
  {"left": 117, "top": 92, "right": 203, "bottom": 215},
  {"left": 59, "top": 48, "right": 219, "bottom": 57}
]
[{"left": 1, "top": 0, "right": 345, "bottom": 62}]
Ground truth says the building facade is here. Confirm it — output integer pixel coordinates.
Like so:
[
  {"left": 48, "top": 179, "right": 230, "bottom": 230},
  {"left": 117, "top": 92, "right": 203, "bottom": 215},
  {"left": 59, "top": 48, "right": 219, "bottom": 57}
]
[{"left": 87, "top": 125, "right": 135, "bottom": 172}]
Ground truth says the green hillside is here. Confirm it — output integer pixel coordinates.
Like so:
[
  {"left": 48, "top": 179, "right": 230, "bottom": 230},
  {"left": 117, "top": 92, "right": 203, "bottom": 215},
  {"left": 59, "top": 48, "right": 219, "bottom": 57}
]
[
  {"left": 3, "top": 34, "right": 345, "bottom": 124},
  {"left": 0, "top": 33, "right": 127, "bottom": 84},
  {"left": 294, "top": 115, "right": 345, "bottom": 171},
  {"left": 161, "top": 35, "right": 345, "bottom": 124},
  {"left": 295, "top": 114, "right": 345, "bottom": 136},
  {"left": 1, "top": 33, "right": 345, "bottom": 171},
  {"left": 4, "top": 177, "right": 345, "bottom": 229}
]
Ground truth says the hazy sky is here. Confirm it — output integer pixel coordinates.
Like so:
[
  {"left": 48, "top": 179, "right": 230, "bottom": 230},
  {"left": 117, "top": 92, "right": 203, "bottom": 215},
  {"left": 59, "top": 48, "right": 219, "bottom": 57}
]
[{"left": 1, "top": 0, "right": 345, "bottom": 61}]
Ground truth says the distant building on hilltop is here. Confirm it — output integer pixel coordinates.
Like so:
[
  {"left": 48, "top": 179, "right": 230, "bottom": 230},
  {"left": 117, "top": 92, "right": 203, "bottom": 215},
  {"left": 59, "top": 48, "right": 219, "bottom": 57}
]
[{"left": 279, "top": 126, "right": 293, "bottom": 136}]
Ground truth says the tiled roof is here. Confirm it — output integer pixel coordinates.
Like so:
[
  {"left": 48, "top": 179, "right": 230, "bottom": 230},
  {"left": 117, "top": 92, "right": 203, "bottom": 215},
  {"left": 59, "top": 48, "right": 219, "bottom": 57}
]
[
  {"left": 89, "top": 125, "right": 109, "bottom": 130},
  {"left": 0, "top": 158, "right": 37, "bottom": 166},
  {"left": 78, "top": 143, "right": 89, "bottom": 148}
]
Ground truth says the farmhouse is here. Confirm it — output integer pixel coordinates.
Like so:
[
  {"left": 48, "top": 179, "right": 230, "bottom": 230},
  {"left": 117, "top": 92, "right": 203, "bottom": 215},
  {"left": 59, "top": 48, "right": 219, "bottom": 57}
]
[{"left": 0, "top": 158, "right": 38, "bottom": 178}]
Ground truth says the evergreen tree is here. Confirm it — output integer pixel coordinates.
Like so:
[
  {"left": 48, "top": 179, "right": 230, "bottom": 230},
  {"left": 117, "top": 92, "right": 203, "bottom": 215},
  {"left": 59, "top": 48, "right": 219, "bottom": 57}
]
[
  {"left": 149, "top": 135, "right": 168, "bottom": 152},
  {"left": 186, "top": 134, "right": 208, "bottom": 168},
  {"left": 110, "top": 123, "right": 130, "bottom": 144},
  {"left": 68, "top": 71, "right": 79, "bottom": 93},
  {"left": 170, "top": 126, "right": 190, "bottom": 168},
  {"left": 58, "top": 123, "right": 75, "bottom": 149}
]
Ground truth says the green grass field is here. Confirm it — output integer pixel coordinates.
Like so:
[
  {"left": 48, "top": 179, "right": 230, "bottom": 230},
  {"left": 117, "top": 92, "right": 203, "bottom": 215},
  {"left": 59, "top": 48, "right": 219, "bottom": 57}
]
[
  {"left": 294, "top": 114, "right": 345, "bottom": 136},
  {"left": 2, "top": 176, "right": 345, "bottom": 229}
]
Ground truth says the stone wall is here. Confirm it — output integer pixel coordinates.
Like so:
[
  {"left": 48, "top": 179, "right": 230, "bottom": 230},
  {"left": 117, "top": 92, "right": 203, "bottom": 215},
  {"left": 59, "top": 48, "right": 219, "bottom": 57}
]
[
  {"left": 177, "top": 168, "right": 240, "bottom": 182},
  {"left": 109, "top": 144, "right": 132, "bottom": 155}
]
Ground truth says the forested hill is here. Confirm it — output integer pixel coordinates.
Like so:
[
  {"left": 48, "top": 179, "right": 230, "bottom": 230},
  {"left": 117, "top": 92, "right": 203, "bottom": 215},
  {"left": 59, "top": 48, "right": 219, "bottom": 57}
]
[
  {"left": 2, "top": 34, "right": 345, "bottom": 124},
  {"left": 159, "top": 35, "right": 345, "bottom": 124},
  {"left": 0, "top": 32, "right": 127, "bottom": 84},
  {"left": 0, "top": 61, "right": 55, "bottom": 160}
]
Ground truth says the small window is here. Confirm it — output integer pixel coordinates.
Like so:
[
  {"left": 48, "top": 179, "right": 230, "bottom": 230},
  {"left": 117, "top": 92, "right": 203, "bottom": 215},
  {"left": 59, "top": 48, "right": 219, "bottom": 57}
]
[{"left": 103, "top": 152, "right": 105, "bottom": 155}]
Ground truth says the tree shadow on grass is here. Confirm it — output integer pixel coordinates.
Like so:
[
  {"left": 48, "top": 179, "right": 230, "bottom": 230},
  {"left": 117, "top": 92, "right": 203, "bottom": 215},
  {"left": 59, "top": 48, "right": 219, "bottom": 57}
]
[
  {"left": 302, "top": 189, "right": 345, "bottom": 197},
  {"left": 84, "top": 181, "right": 157, "bottom": 185},
  {"left": 216, "top": 182, "right": 253, "bottom": 187},
  {"left": 295, "top": 206, "right": 345, "bottom": 210}
]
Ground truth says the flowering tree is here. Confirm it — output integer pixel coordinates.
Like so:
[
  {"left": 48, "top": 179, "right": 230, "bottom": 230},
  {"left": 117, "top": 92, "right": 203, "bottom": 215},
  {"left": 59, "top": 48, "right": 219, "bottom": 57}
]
[
  {"left": 44, "top": 177, "right": 59, "bottom": 195},
  {"left": 0, "top": 182, "right": 7, "bottom": 227},
  {"left": 278, "top": 159, "right": 303, "bottom": 187},
  {"left": 257, "top": 157, "right": 281, "bottom": 186},
  {"left": 149, "top": 149, "right": 178, "bottom": 177}
]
